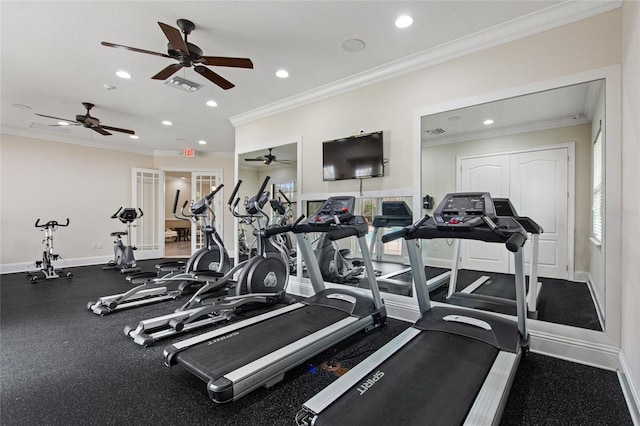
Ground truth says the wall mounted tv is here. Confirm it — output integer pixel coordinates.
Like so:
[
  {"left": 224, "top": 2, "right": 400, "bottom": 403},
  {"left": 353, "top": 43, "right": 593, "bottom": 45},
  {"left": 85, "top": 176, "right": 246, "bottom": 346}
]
[{"left": 322, "top": 131, "right": 384, "bottom": 181}]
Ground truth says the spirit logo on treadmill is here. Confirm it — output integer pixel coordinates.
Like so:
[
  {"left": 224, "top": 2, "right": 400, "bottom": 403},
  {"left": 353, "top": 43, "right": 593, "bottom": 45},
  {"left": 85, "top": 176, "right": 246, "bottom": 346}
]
[{"left": 357, "top": 370, "right": 384, "bottom": 395}]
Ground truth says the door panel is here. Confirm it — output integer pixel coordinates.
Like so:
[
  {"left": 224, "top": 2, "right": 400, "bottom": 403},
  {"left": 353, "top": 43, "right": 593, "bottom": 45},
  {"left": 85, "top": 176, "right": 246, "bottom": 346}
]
[
  {"left": 132, "top": 168, "right": 164, "bottom": 259},
  {"left": 459, "top": 147, "right": 569, "bottom": 279}
]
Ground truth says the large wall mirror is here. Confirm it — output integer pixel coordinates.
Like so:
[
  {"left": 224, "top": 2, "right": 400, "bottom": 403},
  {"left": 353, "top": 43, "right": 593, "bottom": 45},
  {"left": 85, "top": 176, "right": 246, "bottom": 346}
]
[
  {"left": 236, "top": 141, "right": 300, "bottom": 276},
  {"left": 414, "top": 66, "right": 621, "bottom": 340}
]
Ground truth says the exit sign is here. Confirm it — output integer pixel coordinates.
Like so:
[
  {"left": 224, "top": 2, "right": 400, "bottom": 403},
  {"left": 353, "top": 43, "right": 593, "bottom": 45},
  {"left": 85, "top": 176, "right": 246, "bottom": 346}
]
[{"left": 183, "top": 148, "right": 196, "bottom": 157}]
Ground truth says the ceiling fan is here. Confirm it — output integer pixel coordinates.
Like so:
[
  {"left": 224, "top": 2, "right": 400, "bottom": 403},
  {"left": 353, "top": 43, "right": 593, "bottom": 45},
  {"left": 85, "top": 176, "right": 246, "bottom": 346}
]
[
  {"left": 101, "top": 19, "right": 253, "bottom": 90},
  {"left": 244, "top": 148, "right": 292, "bottom": 166},
  {"left": 36, "top": 102, "right": 135, "bottom": 136}
]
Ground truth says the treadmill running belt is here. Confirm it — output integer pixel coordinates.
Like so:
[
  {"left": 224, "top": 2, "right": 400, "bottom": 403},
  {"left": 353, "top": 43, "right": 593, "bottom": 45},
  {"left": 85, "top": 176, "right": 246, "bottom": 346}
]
[
  {"left": 312, "top": 330, "right": 498, "bottom": 426},
  {"left": 174, "top": 305, "right": 350, "bottom": 383}
]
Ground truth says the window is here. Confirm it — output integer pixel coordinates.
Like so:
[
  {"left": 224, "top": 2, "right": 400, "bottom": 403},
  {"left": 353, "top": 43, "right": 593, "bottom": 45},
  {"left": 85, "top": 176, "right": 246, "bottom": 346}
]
[{"left": 592, "top": 125, "right": 603, "bottom": 243}]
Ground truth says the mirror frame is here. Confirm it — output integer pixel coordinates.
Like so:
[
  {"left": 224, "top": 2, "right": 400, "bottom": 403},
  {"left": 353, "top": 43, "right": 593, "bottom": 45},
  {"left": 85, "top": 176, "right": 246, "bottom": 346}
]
[{"left": 413, "top": 65, "right": 621, "bottom": 367}]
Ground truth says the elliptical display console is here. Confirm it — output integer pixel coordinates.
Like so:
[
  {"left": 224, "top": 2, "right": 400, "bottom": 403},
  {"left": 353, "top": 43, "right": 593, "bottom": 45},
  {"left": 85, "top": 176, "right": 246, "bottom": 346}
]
[{"left": 433, "top": 192, "right": 495, "bottom": 231}]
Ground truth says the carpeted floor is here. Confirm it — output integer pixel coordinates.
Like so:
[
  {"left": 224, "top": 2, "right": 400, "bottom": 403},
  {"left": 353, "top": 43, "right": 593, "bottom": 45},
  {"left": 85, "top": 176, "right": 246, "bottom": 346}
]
[{"left": 0, "top": 260, "right": 632, "bottom": 425}]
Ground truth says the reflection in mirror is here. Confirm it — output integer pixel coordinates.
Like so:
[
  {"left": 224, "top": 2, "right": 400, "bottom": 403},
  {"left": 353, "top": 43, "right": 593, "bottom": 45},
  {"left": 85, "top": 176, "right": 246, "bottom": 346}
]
[
  {"left": 237, "top": 143, "right": 298, "bottom": 273},
  {"left": 420, "top": 79, "right": 605, "bottom": 332}
]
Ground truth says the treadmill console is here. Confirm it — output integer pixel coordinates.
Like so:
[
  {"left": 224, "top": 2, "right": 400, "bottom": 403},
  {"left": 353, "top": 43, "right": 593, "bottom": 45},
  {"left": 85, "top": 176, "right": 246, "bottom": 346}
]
[
  {"left": 433, "top": 193, "right": 496, "bottom": 231},
  {"left": 307, "top": 196, "right": 356, "bottom": 225}
]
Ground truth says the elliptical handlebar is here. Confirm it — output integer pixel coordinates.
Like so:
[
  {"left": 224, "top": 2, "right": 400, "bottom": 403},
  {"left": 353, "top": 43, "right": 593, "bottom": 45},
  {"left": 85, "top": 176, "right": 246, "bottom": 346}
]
[
  {"left": 228, "top": 180, "right": 242, "bottom": 207},
  {"left": 278, "top": 189, "right": 291, "bottom": 206},
  {"left": 255, "top": 176, "right": 270, "bottom": 205},
  {"left": 35, "top": 218, "right": 70, "bottom": 229}
]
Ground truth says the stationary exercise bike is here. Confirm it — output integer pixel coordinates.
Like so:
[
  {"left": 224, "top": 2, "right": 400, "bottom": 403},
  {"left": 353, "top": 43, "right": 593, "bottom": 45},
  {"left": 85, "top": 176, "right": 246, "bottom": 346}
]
[
  {"left": 89, "top": 187, "right": 231, "bottom": 315},
  {"left": 123, "top": 176, "right": 291, "bottom": 345},
  {"left": 103, "top": 207, "right": 143, "bottom": 274},
  {"left": 27, "top": 219, "right": 73, "bottom": 282}
]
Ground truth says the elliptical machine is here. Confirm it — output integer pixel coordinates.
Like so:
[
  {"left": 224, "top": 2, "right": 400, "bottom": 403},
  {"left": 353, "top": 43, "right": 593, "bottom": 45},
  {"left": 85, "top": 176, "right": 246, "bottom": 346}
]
[
  {"left": 103, "top": 207, "right": 143, "bottom": 274},
  {"left": 27, "top": 219, "right": 73, "bottom": 282},
  {"left": 315, "top": 233, "right": 364, "bottom": 284},
  {"left": 123, "top": 176, "right": 291, "bottom": 346},
  {"left": 88, "top": 187, "right": 230, "bottom": 315},
  {"left": 269, "top": 189, "right": 297, "bottom": 273}
]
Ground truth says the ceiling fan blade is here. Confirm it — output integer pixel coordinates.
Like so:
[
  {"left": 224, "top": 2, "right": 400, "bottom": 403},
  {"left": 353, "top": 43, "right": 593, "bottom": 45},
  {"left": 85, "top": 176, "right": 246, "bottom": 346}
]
[
  {"left": 35, "top": 113, "right": 79, "bottom": 123},
  {"left": 158, "top": 22, "right": 189, "bottom": 54},
  {"left": 199, "top": 56, "right": 254, "bottom": 69},
  {"left": 152, "top": 63, "right": 184, "bottom": 80},
  {"left": 92, "top": 127, "right": 112, "bottom": 136},
  {"left": 101, "top": 41, "right": 171, "bottom": 58},
  {"left": 194, "top": 66, "right": 234, "bottom": 90},
  {"left": 245, "top": 158, "right": 265, "bottom": 161},
  {"left": 101, "top": 125, "right": 135, "bottom": 135}
]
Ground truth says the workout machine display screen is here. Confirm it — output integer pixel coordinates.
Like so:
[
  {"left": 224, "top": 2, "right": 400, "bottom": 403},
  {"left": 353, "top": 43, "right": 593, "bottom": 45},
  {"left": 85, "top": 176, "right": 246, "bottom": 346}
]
[
  {"left": 433, "top": 193, "right": 496, "bottom": 230},
  {"left": 307, "top": 196, "right": 356, "bottom": 225}
]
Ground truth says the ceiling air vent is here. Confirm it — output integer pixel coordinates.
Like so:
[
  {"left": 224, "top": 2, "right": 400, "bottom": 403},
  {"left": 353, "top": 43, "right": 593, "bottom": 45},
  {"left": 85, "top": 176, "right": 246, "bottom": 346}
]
[{"left": 424, "top": 128, "right": 446, "bottom": 136}]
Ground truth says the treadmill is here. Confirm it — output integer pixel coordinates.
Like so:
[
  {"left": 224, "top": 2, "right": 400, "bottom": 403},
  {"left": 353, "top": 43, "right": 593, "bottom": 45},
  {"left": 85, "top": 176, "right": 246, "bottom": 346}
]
[
  {"left": 446, "top": 197, "right": 544, "bottom": 317},
  {"left": 163, "top": 190, "right": 386, "bottom": 403},
  {"left": 371, "top": 201, "right": 450, "bottom": 296},
  {"left": 296, "top": 193, "right": 529, "bottom": 426}
]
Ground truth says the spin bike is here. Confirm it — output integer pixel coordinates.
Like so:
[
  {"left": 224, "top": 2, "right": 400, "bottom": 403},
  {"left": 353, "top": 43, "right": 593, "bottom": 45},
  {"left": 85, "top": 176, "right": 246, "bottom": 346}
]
[
  {"left": 123, "top": 176, "right": 291, "bottom": 346},
  {"left": 103, "top": 207, "right": 143, "bottom": 274},
  {"left": 88, "top": 186, "right": 230, "bottom": 315},
  {"left": 27, "top": 219, "right": 72, "bottom": 282}
]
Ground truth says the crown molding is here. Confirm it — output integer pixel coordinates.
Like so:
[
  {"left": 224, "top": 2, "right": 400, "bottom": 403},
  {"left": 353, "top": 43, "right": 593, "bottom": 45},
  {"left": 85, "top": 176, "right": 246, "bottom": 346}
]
[{"left": 230, "top": 0, "right": 622, "bottom": 127}]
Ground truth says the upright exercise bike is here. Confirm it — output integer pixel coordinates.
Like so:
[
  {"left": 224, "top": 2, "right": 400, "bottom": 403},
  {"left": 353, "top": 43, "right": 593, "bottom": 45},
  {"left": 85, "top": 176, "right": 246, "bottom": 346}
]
[
  {"left": 123, "top": 176, "right": 291, "bottom": 345},
  {"left": 88, "top": 187, "right": 230, "bottom": 315},
  {"left": 103, "top": 207, "right": 143, "bottom": 274},
  {"left": 27, "top": 218, "right": 73, "bottom": 282}
]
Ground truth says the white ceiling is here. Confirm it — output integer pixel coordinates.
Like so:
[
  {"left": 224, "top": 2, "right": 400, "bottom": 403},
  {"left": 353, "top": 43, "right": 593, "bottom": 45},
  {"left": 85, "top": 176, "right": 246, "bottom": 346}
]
[{"left": 0, "top": 1, "right": 618, "bottom": 156}]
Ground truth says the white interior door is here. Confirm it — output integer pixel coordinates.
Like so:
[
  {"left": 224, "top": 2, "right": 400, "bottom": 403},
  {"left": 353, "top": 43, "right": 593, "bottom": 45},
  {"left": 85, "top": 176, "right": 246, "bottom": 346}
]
[
  {"left": 459, "top": 146, "right": 570, "bottom": 279},
  {"left": 191, "top": 172, "right": 223, "bottom": 253},
  {"left": 132, "top": 168, "right": 164, "bottom": 259},
  {"left": 509, "top": 148, "right": 569, "bottom": 279},
  {"left": 458, "top": 154, "right": 511, "bottom": 273}
]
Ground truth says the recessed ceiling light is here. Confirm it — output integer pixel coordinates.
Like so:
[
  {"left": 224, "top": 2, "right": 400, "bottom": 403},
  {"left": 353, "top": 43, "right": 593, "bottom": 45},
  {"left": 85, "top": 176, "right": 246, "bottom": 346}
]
[
  {"left": 180, "top": 177, "right": 186, "bottom": 180},
  {"left": 341, "top": 39, "right": 366, "bottom": 52},
  {"left": 58, "top": 121, "right": 70, "bottom": 126},
  {"left": 130, "top": 135, "right": 139, "bottom": 139},
  {"left": 447, "top": 116, "right": 462, "bottom": 121},
  {"left": 206, "top": 100, "right": 218, "bottom": 107},
  {"left": 276, "top": 69, "right": 289, "bottom": 79},
  {"left": 103, "top": 84, "right": 116, "bottom": 90},
  {"left": 483, "top": 119, "right": 494, "bottom": 125},
  {"left": 198, "top": 140, "right": 207, "bottom": 145},
  {"left": 116, "top": 70, "right": 132, "bottom": 79},
  {"left": 162, "top": 120, "right": 172, "bottom": 126},
  {"left": 395, "top": 15, "right": 413, "bottom": 29},
  {"left": 12, "top": 103, "right": 32, "bottom": 110}
]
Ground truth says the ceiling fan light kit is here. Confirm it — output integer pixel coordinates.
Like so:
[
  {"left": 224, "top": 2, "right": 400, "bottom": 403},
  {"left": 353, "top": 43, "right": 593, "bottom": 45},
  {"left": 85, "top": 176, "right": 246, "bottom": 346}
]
[{"left": 102, "top": 19, "right": 254, "bottom": 90}]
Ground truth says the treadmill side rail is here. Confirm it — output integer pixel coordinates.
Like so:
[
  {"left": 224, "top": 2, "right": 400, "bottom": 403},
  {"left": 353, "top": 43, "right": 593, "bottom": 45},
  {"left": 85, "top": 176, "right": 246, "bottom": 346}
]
[
  {"left": 210, "top": 315, "right": 374, "bottom": 403},
  {"left": 163, "top": 303, "right": 305, "bottom": 365},
  {"left": 464, "top": 350, "right": 521, "bottom": 426},
  {"left": 302, "top": 327, "right": 421, "bottom": 417}
]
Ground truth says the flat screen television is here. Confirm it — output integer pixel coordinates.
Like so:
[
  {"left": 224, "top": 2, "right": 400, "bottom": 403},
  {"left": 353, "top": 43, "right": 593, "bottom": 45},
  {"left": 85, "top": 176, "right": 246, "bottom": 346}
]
[{"left": 322, "top": 131, "right": 384, "bottom": 181}]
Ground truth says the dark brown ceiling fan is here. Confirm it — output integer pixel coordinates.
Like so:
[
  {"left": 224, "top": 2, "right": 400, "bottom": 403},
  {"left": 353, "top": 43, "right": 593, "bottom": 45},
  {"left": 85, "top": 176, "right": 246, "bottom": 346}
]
[
  {"left": 36, "top": 102, "right": 135, "bottom": 136},
  {"left": 244, "top": 148, "right": 292, "bottom": 166},
  {"left": 102, "top": 19, "right": 253, "bottom": 90}
]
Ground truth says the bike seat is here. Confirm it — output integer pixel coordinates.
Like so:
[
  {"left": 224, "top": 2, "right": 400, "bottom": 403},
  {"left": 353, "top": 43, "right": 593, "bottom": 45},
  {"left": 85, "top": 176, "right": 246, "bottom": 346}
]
[{"left": 110, "top": 231, "right": 128, "bottom": 237}]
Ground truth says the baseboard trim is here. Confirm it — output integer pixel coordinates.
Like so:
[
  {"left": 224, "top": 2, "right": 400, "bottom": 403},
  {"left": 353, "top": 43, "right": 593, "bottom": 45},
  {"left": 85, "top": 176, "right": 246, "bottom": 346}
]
[
  {"left": 529, "top": 329, "right": 620, "bottom": 370},
  {"left": 619, "top": 352, "right": 640, "bottom": 425},
  {"left": 1, "top": 256, "right": 113, "bottom": 275}
]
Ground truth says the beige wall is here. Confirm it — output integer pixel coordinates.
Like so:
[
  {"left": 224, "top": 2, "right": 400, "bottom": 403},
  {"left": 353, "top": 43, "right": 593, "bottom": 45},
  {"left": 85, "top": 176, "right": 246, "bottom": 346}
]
[
  {"left": 0, "top": 134, "right": 153, "bottom": 264},
  {"left": 0, "top": 136, "right": 236, "bottom": 266},
  {"left": 621, "top": 0, "right": 640, "bottom": 415}
]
